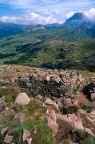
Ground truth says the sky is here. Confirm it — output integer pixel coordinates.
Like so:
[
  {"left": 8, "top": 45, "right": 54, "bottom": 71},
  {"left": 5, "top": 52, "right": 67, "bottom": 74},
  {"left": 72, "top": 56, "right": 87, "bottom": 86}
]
[{"left": 0, "top": 0, "right": 95, "bottom": 24}]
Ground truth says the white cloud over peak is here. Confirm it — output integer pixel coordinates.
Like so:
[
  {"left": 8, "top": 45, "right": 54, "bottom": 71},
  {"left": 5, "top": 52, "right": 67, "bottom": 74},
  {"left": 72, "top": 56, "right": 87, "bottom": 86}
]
[
  {"left": 85, "top": 8, "right": 95, "bottom": 20},
  {"left": 66, "top": 11, "right": 75, "bottom": 19}
]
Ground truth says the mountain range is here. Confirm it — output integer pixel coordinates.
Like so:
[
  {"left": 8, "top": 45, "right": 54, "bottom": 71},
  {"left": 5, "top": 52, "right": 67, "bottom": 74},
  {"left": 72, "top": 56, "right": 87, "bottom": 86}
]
[
  {"left": 0, "top": 12, "right": 95, "bottom": 71},
  {"left": 1, "top": 12, "right": 95, "bottom": 38}
]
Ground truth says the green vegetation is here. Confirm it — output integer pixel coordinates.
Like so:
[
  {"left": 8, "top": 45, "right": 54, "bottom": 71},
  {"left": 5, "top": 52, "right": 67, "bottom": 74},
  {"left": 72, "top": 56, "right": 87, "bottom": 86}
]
[
  {"left": 0, "top": 27, "right": 95, "bottom": 71},
  {"left": 81, "top": 104, "right": 95, "bottom": 113},
  {"left": 0, "top": 86, "right": 20, "bottom": 105},
  {"left": 0, "top": 86, "right": 55, "bottom": 144},
  {"left": 83, "top": 134, "right": 95, "bottom": 144}
]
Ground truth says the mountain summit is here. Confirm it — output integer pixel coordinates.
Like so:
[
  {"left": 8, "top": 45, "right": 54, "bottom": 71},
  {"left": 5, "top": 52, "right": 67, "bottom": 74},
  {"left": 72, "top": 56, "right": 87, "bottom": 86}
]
[
  {"left": 64, "top": 12, "right": 95, "bottom": 29},
  {"left": 68, "top": 12, "right": 88, "bottom": 21}
]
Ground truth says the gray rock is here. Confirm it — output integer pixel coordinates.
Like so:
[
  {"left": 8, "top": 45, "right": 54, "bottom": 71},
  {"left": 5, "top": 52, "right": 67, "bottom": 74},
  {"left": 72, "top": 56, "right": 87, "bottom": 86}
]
[
  {"left": 91, "top": 93, "right": 95, "bottom": 100},
  {"left": 46, "top": 116, "right": 58, "bottom": 135},
  {"left": 0, "top": 109, "right": 15, "bottom": 120},
  {"left": 23, "top": 129, "right": 31, "bottom": 142},
  {"left": 13, "top": 112, "right": 25, "bottom": 124},
  {"left": 0, "top": 97, "right": 7, "bottom": 110},
  {"left": 15, "top": 93, "right": 30, "bottom": 105},
  {"left": 4, "top": 134, "right": 13, "bottom": 144},
  {"left": 36, "top": 94, "right": 43, "bottom": 100},
  {"left": 26, "top": 138, "right": 32, "bottom": 144}
]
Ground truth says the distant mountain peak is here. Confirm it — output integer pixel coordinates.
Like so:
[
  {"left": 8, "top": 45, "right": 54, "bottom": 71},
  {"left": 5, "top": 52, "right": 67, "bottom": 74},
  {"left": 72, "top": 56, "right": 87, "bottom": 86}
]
[
  {"left": 64, "top": 12, "right": 95, "bottom": 29},
  {"left": 67, "top": 12, "right": 89, "bottom": 22},
  {"left": 32, "top": 24, "right": 45, "bottom": 31}
]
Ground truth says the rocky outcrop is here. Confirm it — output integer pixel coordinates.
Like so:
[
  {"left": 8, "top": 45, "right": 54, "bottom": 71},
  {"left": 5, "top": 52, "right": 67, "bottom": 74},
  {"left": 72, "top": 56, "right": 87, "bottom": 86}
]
[{"left": 0, "top": 65, "right": 84, "bottom": 98}]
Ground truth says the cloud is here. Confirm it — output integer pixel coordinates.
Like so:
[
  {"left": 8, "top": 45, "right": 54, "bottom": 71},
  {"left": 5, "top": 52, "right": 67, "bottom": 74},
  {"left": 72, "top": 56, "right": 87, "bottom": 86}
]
[
  {"left": 66, "top": 11, "right": 75, "bottom": 19},
  {"left": 85, "top": 8, "right": 95, "bottom": 20},
  {"left": 0, "top": 12, "right": 63, "bottom": 24},
  {"left": 0, "top": 0, "right": 95, "bottom": 24},
  {"left": 0, "top": 16, "right": 19, "bottom": 23},
  {"left": 1, "top": 7, "right": 95, "bottom": 25}
]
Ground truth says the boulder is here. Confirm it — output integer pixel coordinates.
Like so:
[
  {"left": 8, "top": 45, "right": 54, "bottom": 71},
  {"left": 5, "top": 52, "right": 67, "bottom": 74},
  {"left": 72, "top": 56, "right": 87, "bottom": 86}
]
[
  {"left": 3, "top": 134, "right": 13, "bottom": 144},
  {"left": 46, "top": 116, "right": 58, "bottom": 135},
  {"left": 15, "top": 93, "right": 30, "bottom": 105},
  {"left": 13, "top": 112, "right": 25, "bottom": 124},
  {"left": 23, "top": 129, "right": 31, "bottom": 142}
]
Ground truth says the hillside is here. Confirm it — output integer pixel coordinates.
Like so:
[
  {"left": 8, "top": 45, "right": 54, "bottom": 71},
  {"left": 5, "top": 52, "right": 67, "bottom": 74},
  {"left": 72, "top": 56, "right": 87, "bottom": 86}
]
[
  {"left": 0, "top": 27, "right": 95, "bottom": 71},
  {"left": 0, "top": 22, "right": 24, "bottom": 38}
]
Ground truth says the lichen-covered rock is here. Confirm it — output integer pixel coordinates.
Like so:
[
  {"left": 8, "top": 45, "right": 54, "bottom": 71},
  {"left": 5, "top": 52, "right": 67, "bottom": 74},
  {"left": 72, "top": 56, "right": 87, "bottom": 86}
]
[{"left": 15, "top": 93, "right": 30, "bottom": 105}]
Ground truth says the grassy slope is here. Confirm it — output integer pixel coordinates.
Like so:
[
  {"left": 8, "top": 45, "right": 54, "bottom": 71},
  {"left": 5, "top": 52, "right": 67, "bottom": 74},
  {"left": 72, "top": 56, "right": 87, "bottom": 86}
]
[{"left": 0, "top": 27, "right": 95, "bottom": 71}]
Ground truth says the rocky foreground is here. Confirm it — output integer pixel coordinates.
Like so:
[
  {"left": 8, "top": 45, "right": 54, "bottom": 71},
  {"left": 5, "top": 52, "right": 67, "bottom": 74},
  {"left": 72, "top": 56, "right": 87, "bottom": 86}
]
[{"left": 0, "top": 65, "right": 95, "bottom": 144}]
